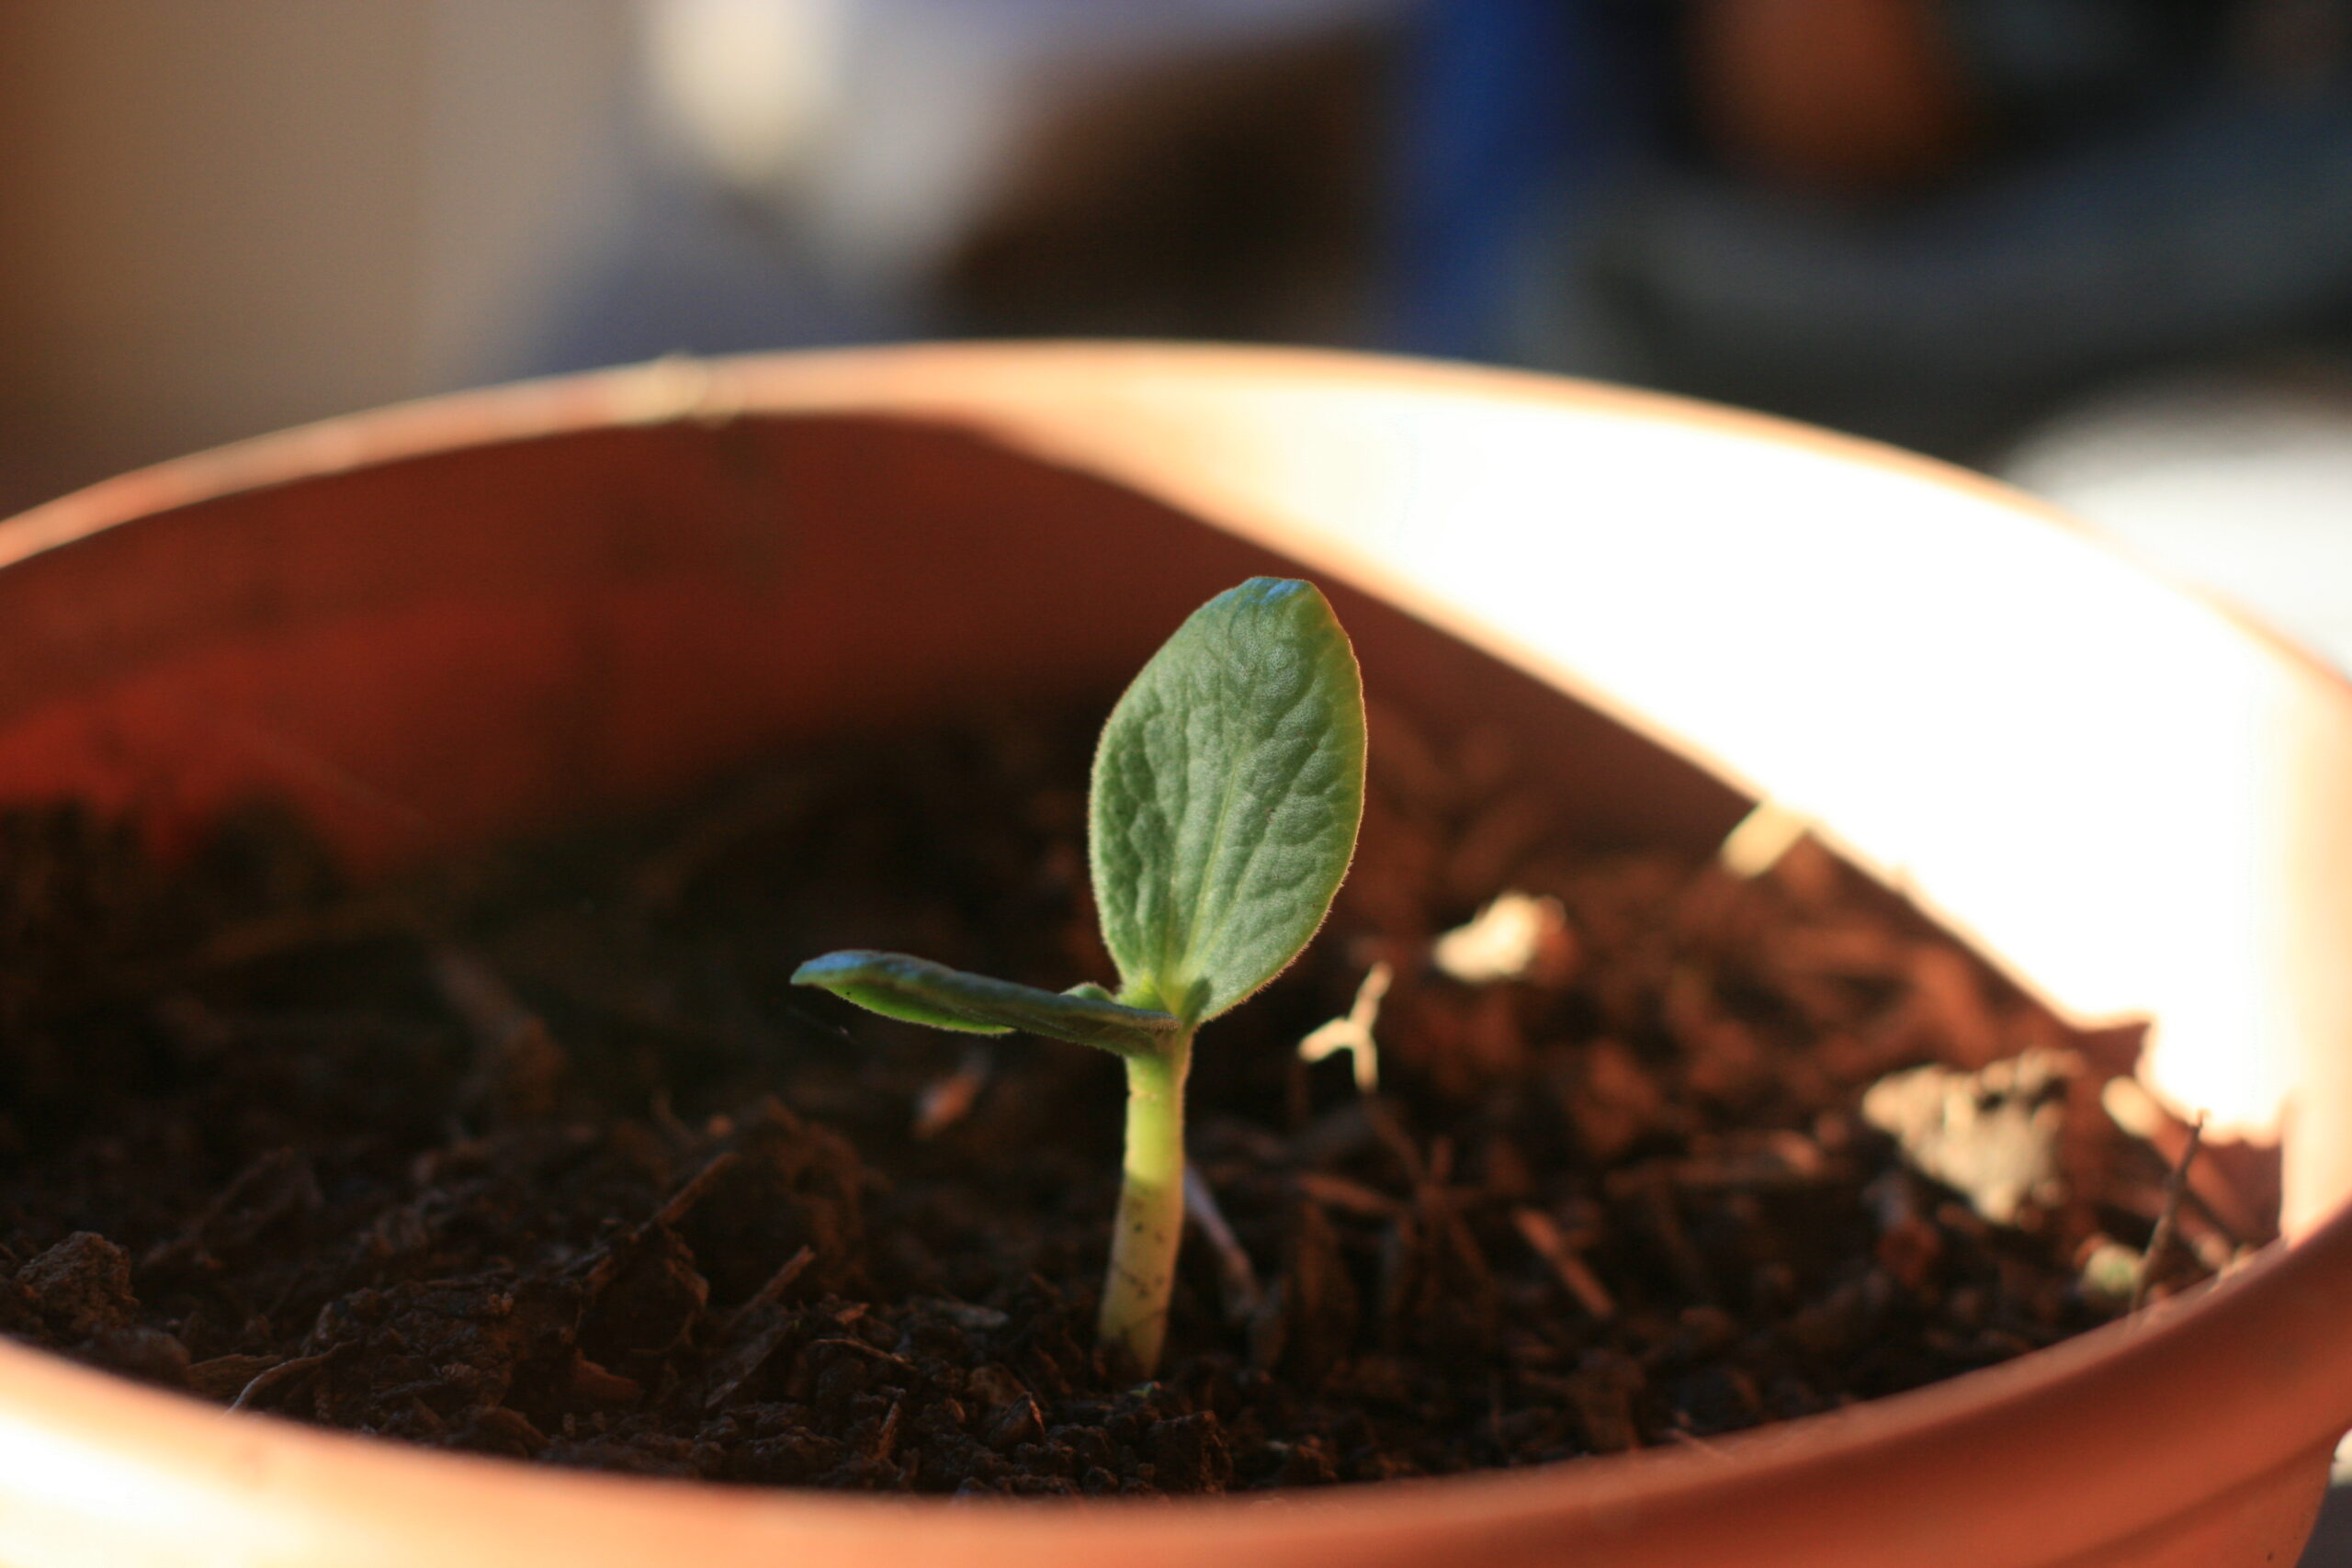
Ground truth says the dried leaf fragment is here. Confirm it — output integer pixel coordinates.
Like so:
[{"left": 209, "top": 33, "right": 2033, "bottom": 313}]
[
  {"left": 1431, "top": 892, "right": 1574, "bottom": 985},
  {"left": 1861, "top": 1048, "right": 2079, "bottom": 1224}
]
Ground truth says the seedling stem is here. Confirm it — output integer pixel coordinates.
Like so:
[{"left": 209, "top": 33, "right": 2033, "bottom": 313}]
[{"left": 794, "top": 578, "right": 1365, "bottom": 1374}]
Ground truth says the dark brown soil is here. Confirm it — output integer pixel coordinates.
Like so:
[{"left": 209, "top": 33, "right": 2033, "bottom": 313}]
[{"left": 0, "top": 702, "right": 2266, "bottom": 1495}]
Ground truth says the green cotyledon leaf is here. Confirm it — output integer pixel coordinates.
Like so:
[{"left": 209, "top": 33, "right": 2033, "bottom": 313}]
[
  {"left": 789, "top": 950, "right": 1181, "bottom": 1058},
  {"left": 1088, "top": 577, "right": 1366, "bottom": 1025}
]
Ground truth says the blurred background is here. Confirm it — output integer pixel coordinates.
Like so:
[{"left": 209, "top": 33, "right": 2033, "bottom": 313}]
[
  {"left": 2, "top": 0, "right": 2350, "bottom": 1551},
  {"left": 6, "top": 0, "right": 2352, "bottom": 664}
]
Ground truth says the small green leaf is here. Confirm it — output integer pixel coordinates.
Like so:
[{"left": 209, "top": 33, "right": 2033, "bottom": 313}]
[
  {"left": 791, "top": 950, "right": 1181, "bottom": 1058},
  {"left": 1089, "top": 577, "right": 1366, "bottom": 1024}
]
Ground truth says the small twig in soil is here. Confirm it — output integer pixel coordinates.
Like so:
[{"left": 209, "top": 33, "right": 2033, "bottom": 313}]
[
  {"left": 740, "top": 1244, "right": 818, "bottom": 1317},
  {"left": 1182, "top": 1167, "right": 1262, "bottom": 1324},
  {"left": 703, "top": 1328, "right": 790, "bottom": 1412},
  {"left": 808, "top": 1337, "right": 917, "bottom": 1372},
  {"left": 583, "top": 1147, "right": 744, "bottom": 1293},
  {"left": 2106, "top": 1180, "right": 2235, "bottom": 1273},
  {"left": 229, "top": 1351, "right": 331, "bottom": 1413},
  {"left": 571, "top": 1356, "right": 644, "bottom": 1404},
  {"left": 695, "top": 1247, "right": 820, "bottom": 1405},
  {"left": 1511, "top": 1206, "right": 1616, "bottom": 1321},
  {"left": 1295, "top": 1170, "right": 1405, "bottom": 1219},
  {"left": 701, "top": 1252, "right": 814, "bottom": 1413},
  {"left": 2102, "top": 1077, "right": 2264, "bottom": 1244},
  {"left": 872, "top": 1398, "right": 904, "bottom": 1465},
  {"left": 2133, "top": 1111, "right": 2206, "bottom": 1314},
  {"left": 653, "top": 1148, "right": 742, "bottom": 1231}
]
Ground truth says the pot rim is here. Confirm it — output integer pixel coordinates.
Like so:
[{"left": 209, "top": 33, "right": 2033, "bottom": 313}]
[
  {"left": 18, "top": 340, "right": 2348, "bottom": 708},
  {"left": 3, "top": 342, "right": 2346, "bottom": 1566}
]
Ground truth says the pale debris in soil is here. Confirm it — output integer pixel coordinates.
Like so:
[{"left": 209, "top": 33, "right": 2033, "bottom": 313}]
[
  {"left": 1861, "top": 1048, "right": 2079, "bottom": 1224},
  {"left": 1429, "top": 893, "right": 1576, "bottom": 986}
]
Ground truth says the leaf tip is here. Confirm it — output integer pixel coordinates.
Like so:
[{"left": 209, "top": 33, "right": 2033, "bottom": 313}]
[{"left": 789, "top": 951, "right": 858, "bottom": 990}]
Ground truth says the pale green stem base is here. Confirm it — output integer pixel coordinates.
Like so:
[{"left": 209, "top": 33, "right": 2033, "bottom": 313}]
[{"left": 1098, "top": 1029, "right": 1193, "bottom": 1375}]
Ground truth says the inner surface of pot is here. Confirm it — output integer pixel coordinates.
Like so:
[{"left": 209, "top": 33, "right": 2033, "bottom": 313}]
[{"left": 0, "top": 414, "right": 1748, "bottom": 874}]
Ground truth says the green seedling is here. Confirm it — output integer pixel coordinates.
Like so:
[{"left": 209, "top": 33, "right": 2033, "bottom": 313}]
[{"left": 793, "top": 578, "right": 1366, "bottom": 1374}]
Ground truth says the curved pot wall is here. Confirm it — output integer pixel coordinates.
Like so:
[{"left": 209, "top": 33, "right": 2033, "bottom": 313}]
[{"left": 0, "top": 344, "right": 2345, "bottom": 1567}]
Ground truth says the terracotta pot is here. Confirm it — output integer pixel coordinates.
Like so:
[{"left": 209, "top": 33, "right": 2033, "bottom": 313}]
[{"left": 1, "top": 344, "right": 2346, "bottom": 1567}]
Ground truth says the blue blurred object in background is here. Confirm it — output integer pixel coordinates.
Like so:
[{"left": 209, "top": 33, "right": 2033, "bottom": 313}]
[{"left": 1382, "top": 0, "right": 1662, "bottom": 360}]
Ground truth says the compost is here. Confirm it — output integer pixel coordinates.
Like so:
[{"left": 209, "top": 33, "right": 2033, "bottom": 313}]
[{"left": 0, "top": 702, "right": 2258, "bottom": 1494}]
